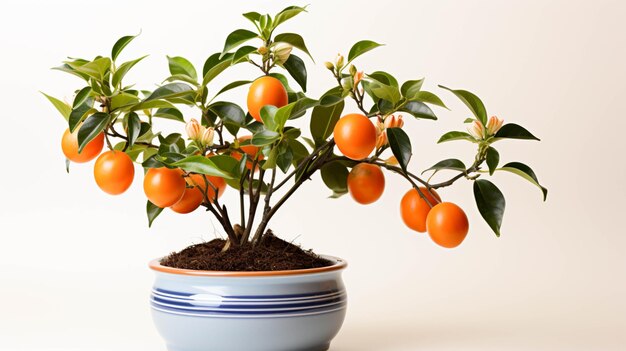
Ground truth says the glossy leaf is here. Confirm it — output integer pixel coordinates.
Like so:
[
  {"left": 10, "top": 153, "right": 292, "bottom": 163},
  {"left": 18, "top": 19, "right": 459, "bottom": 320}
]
[
  {"left": 422, "top": 159, "right": 466, "bottom": 174},
  {"left": 347, "top": 40, "right": 383, "bottom": 65},
  {"left": 411, "top": 91, "right": 448, "bottom": 109},
  {"left": 232, "top": 45, "right": 258, "bottom": 63},
  {"left": 112, "top": 55, "right": 147, "bottom": 88},
  {"left": 251, "top": 130, "right": 280, "bottom": 146},
  {"left": 68, "top": 98, "right": 95, "bottom": 132},
  {"left": 242, "top": 11, "right": 261, "bottom": 24},
  {"left": 126, "top": 112, "right": 141, "bottom": 147},
  {"left": 310, "top": 100, "right": 344, "bottom": 144},
  {"left": 70, "top": 57, "right": 111, "bottom": 81},
  {"left": 369, "top": 81, "right": 401, "bottom": 105},
  {"left": 112, "top": 33, "right": 139, "bottom": 61},
  {"left": 437, "top": 131, "right": 476, "bottom": 143},
  {"left": 282, "top": 54, "right": 307, "bottom": 92},
  {"left": 146, "top": 200, "right": 164, "bottom": 227},
  {"left": 167, "top": 56, "right": 197, "bottom": 81},
  {"left": 486, "top": 147, "right": 499, "bottom": 175},
  {"left": 110, "top": 93, "right": 139, "bottom": 110},
  {"left": 386, "top": 128, "right": 412, "bottom": 172},
  {"left": 401, "top": 101, "right": 437, "bottom": 120},
  {"left": 72, "top": 87, "right": 92, "bottom": 108},
  {"left": 52, "top": 63, "right": 90, "bottom": 81},
  {"left": 473, "top": 179, "right": 506, "bottom": 237},
  {"left": 498, "top": 162, "right": 548, "bottom": 201},
  {"left": 273, "top": 5, "right": 307, "bottom": 29},
  {"left": 439, "top": 85, "right": 487, "bottom": 125},
  {"left": 275, "top": 97, "right": 318, "bottom": 127},
  {"left": 260, "top": 105, "right": 278, "bottom": 130},
  {"left": 202, "top": 53, "right": 234, "bottom": 86},
  {"left": 274, "top": 33, "right": 313, "bottom": 61},
  {"left": 145, "top": 83, "right": 194, "bottom": 101},
  {"left": 214, "top": 80, "right": 252, "bottom": 98},
  {"left": 494, "top": 123, "right": 540, "bottom": 141},
  {"left": 77, "top": 112, "right": 110, "bottom": 152},
  {"left": 400, "top": 79, "right": 424, "bottom": 98},
  {"left": 41, "top": 92, "right": 71, "bottom": 121},
  {"left": 153, "top": 107, "right": 184, "bottom": 122},
  {"left": 209, "top": 101, "right": 246, "bottom": 134},
  {"left": 173, "top": 155, "right": 234, "bottom": 178},
  {"left": 320, "top": 161, "right": 349, "bottom": 197},
  {"left": 221, "top": 29, "right": 258, "bottom": 58},
  {"left": 368, "top": 71, "right": 398, "bottom": 88}
]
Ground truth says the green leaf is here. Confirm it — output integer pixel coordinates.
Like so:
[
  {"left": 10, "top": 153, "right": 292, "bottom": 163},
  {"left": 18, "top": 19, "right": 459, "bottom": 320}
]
[
  {"left": 276, "top": 143, "right": 294, "bottom": 173},
  {"left": 320, "top": 161, "right": 349, "bottom": 197},
  {"left": 146, "top": 200, "right": 164, "bottom": 227},
  {"left": 473, "top": 179, "right": 506, "bottom": 237},
  {"left": 369, "top": 81, "right": 401, "bottom": 105},
  {"left": 275, "top": 97, "right": 318, "bottom": 128},
  {"left": 209, "top": 102, "right": 245, "bottom": 135},
  {"left": 153, "top": 107, "right": 184, "bottom": 122},
  {"left": 401, "top": 101, "right": 437, "bottom": 120},
  {"left": 163, "top": 74, "right": 199, "bottom": 86},
  {"left": 274, "top": 33, "right": 314, "bottom": 61},
  {"left": 386, "top": 128, "right": 412, "bottom": 172},
  {"left": 260, "top": 105, "right": 278, "bottom": 130},
  {"left": 202, "top": 53, "right": 234, "bottom": 86},
  {"left": 318, "top": 86, "right": 346, "bottom": 106},
  {"left": 486, "top": 147, "right": 500, "bottom": 175},
  {"left": 41, "top": 92, "right": 71, "bottom": 121},
  {"left": 422, "top": 159, "right": 466, "bottom": 174},
  {"left": 243, "top": 11, "right": 261, "bottom": 24},
  {"left": 498, "top": 162, "right": 548, "bottom": 201},
  {"left": 125, "top": 112, "right": 141, "bottom": 148},
  {"left": 68, "top": 98, "right": 95, "bottom": 132},
  {"left": 437, "top": 131, "right": 476, "bottom": 143},
  {"left": 221, "top": 29, "right": 258, "bottom": 58},
  {"left": 214, "top": 80, "right": 252, "bottom": 98},
  {"left": 251, "top": 130, "right": 280, "bottom": 146},
  {"left": 110, "top": 93, "right": 139, "bottom": 110},
  {"left": 494, "top": 123, "right": 540, "bottom": 141},
  {"left": 173, "top": 155, "right": 234, "bottom": 178},
  {"left": 132, "top": 99, "right": 176, "bottom": 112},
  {"left": 69, "top": 57, "right": 111, "bottom": 81},
  {"left": 282, "top": 54, "right": 307, "bottom": 92},
  {"left": 112, "top": 55, "right": 147, "bottom": 88},
  {"left": 77, "top": 112, "right": 110, "bottom": 153},
  {"left": 347, "top": 40, "right": 383, "bottom": 65},
  {"left": 112, "top": 33, "right": 139, "bottom": 61},
  {"left": 167, "top": 56, "right": 197, "bottom": 81},
  {"left": 232, "top": 45, "right": 258, "bottom": 63},
  {"left": 273, "top": 5, "right": 307, "bottom": 29},
  {"left": 310, "top": 100, "right": 344, "bottom": 144},
  {"left": 411, "top": 91, "right": 448, "bottom": 109},
  {"left": 145, "top": 83, "right": 194, "bottom": 101},
  {"left": 400, "top": 79, "right": 424, "bottom": 98},
  {"left": 72, "top": 87, "right": 92, "bottom": 108},
  {"left": 52, "top": 63, "right": 90, "bottom": 81},
  {"left": 439, "top": 85, "right": 487, "bottom": 125},
  {"left": 368, "top": 71, "right": 398, "bottom": 88}
]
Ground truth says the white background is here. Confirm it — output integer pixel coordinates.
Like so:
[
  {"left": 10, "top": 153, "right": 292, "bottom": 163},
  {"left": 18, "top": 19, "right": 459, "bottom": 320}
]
[{"left": 1, "top": 0, "right": 625, "bottom": 350}]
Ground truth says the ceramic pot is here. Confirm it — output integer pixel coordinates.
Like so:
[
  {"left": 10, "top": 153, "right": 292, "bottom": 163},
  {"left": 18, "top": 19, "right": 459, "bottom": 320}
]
[{"left": 149, "top": 255, "right": 348, "bottom": 351}]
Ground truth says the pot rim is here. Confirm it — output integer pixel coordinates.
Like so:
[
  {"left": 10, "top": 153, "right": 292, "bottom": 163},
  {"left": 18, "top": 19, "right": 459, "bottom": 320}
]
[{"left": 149, "top": 254, "right": 347, "bottom": 277}]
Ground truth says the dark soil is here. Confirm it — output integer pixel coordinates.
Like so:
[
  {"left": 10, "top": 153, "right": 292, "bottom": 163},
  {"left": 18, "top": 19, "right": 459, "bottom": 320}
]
[{"left": 160, "top": 233, "right": 333, "bottom": 271}]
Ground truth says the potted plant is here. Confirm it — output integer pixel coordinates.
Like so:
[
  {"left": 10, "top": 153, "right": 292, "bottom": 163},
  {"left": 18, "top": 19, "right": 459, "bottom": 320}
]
[{"left": 43, "top": 5, "right": 547, "bottom": 351}]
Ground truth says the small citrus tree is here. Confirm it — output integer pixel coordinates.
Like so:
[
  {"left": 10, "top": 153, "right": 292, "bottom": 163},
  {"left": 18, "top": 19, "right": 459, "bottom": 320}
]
[{"left": 44, "top": 5, "right": 547, "bottom": 251}]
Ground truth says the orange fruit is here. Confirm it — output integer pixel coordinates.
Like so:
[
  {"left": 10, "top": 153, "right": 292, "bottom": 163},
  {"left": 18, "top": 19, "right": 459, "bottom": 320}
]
[
  {"left": 143, "top": 167, "right": 186, "bottom": 208},
  {"left": 61, "top": 128, "right": 104, "bottom": 163},
  {"left": 247, "top": 76, "right": 288, "bottom": 122},
  {"left": 93, "top": 151, "right": 135, "bottom": 195},
  {"left": 170, "top": 186, "right": 203, "bottom": 214},
  {"left": 231, "top": 135, "right": 264, "bottom": 171},
  {"left": 333, "top": 114, "right": 377, "bottom": 160},
  {"left": 347, "top": 163, "right": 385, "bottom": 204},
  {"left": 426, "top": 202, "right": 469, "bottom": 248},
  {"left": 188, "top": 173, "right": 227, "bottom": 203},
  {"left": 400, "top": 187, "right": 441, "bottom": 233}
]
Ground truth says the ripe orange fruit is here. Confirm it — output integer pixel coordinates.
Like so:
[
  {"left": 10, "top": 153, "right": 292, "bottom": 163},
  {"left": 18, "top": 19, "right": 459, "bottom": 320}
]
[
  {"left": 333, "top": 114, "right": 377, "bottom": 160},
  {"left": 347, "top": 163, "right": 385, "bottom": 204},
  {"left": 247, "top": 76, "right": 288, "bottom": 122},
  {"left": 231, "top": 135, "right": 264, "bottom": 171},
  {"left": 144, "top": 167, "right": 186, "bottom": 208},
  {"left": 400, "top": 187, "right": 441, "bottom": 233},
  {"left": 170, "top": 186, "right": 203, "bottom": 214},
  {"left": 93, "top": 151, "right": 135, "bottom": 195},
  {"left": 61, "top": 128, "right": 104, "bottom": 163},
  {"left": 188, "top": 173, "right": 227, "bottom": 202},
  {"left": 426, "top": 202, "right": 469, "bottom": 248}
]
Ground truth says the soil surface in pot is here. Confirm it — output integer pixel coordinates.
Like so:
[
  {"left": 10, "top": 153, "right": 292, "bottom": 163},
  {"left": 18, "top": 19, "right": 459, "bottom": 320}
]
[{"left": 160, "top": 233, "right": 333, "bottom": 271}]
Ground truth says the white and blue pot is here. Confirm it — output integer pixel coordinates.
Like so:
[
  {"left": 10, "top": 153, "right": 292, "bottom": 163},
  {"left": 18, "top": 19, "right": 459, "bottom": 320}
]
[{"left": 149, "top": 256, "right": 348, "bottom": 351}]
